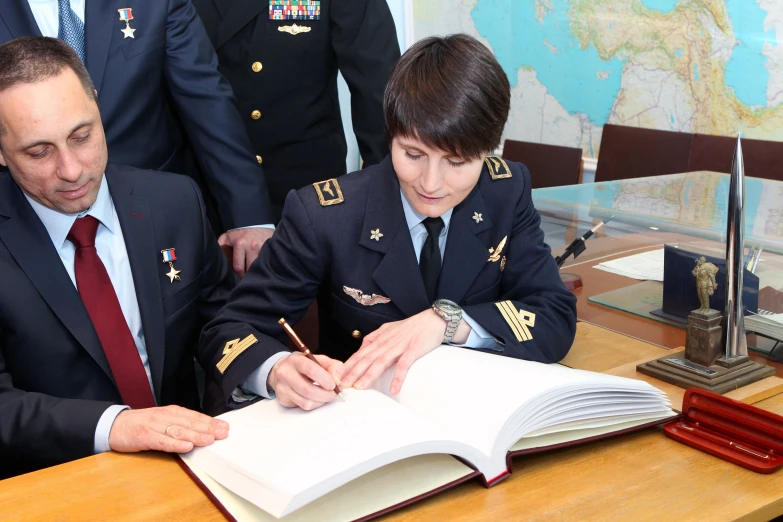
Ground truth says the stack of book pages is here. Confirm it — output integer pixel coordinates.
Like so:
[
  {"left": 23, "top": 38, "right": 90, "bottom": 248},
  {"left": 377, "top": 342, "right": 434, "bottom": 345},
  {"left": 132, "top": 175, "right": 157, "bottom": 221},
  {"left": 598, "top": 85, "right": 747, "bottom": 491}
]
[{"left": 746, "top": 312, "right": 783, "bottom": 342}]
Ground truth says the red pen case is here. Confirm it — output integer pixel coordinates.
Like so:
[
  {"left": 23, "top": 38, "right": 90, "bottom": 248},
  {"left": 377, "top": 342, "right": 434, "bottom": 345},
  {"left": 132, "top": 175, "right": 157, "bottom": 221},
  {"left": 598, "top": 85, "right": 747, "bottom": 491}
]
[{"left": 664, "top": 388, "right": 783, "bottom": 473}]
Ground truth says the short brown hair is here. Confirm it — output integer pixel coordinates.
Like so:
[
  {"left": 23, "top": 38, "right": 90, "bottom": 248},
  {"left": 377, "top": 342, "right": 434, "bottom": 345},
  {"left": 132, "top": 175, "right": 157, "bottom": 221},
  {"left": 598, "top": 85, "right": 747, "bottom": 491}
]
[
  {"left": 384, "top": 34, "right": 510, "bottom": 159},
  {"left": 0, "top": 37, "right": 96, "bottom": 137}
]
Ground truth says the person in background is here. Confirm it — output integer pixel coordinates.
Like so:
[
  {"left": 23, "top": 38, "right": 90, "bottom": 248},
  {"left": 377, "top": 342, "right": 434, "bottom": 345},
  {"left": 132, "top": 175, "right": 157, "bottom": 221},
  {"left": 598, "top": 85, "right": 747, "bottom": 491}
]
[
  {"left": 193, "top": 0, "right": 401, "bottom": 219},
  {"left": 0, "top": 0, "right": 277, "bottom": 276},
  {"left": 199, "top": 34, "right": 577, "bottom": 414},
  {"left": 0, "top": 37, "right": 235, "bottom": 478}
]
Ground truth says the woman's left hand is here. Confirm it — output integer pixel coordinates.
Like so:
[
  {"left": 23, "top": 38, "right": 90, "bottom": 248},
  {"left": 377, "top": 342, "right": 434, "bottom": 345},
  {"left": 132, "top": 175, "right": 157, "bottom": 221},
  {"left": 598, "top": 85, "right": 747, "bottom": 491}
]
[{"left": 340, "top": 309, "right": 447, "bottom": 394}]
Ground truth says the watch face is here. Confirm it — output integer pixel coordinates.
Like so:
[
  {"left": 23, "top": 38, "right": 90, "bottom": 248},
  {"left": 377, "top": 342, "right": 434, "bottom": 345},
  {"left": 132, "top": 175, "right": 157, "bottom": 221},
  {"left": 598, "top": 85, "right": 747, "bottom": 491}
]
[{"left": 436, "top": 300, "right": 461, "bottom": 314}]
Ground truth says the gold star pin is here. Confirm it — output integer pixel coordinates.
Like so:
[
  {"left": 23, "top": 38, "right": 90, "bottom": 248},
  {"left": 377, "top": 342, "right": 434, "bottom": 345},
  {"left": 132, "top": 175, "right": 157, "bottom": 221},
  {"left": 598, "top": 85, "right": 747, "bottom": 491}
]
[
  {"left": 166, "top": 265, "right": 181, "bottom": 283},
  {"left": 121, "top": 25, "right": 136, "bottom": 38},
  {"left": 370, "top": 229, "right": 383, "bottom": 241},
  {"left": 473, "top": 212, "right": 483, "bottom": 224}
]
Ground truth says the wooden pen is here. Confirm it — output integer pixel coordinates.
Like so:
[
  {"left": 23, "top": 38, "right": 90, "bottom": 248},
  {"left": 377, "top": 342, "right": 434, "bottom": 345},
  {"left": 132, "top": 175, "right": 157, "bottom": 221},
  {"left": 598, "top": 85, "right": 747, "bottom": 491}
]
[{"left": 278, "top": 318, "right": 346, "bottom": 401}]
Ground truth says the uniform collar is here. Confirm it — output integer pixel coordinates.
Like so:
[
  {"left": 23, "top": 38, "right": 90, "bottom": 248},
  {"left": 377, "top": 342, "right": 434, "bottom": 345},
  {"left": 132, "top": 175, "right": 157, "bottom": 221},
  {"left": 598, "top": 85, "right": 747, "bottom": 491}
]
[
  {"left": 400, "top": 189, "right": 453, "bottom": 235},
  {"left": 24, "top": 175, "right": 115, "bottom": 249}
]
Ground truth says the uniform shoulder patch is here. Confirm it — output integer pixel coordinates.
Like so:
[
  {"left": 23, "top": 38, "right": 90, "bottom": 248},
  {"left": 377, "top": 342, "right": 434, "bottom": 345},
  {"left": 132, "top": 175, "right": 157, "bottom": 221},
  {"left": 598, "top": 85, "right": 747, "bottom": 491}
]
[
  {"left": 313, "top": 178, "right": 344, "bottom": 206},
  {"left": 485, "top": 156, "right": 512, "bottom": 180}
]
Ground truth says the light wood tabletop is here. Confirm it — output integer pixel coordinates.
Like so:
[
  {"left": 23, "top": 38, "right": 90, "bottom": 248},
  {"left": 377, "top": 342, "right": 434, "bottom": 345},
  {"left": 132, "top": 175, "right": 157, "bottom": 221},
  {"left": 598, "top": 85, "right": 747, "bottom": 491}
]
[{"left": 1, "top": 323, "right": 782, "bottom": 522}]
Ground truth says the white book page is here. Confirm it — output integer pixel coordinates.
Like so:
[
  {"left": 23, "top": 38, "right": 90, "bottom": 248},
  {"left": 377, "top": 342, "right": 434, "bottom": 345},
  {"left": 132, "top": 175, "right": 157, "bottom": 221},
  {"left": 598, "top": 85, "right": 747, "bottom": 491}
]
[
  {"left": 184, "top": 388, "right": 485, "bottom": 518},
  {"left": 183, "top": 454, "right": 474, "bottom": 522},
  {"left": 376, "top": 346, "right": 671, "bottom": 460}
]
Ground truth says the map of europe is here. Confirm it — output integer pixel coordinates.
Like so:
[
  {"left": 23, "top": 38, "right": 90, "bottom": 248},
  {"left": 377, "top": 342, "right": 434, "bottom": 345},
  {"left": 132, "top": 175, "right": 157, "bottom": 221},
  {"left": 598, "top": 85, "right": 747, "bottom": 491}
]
[{"left": 413, "top": 0, "right": 783, "bottom": 157}]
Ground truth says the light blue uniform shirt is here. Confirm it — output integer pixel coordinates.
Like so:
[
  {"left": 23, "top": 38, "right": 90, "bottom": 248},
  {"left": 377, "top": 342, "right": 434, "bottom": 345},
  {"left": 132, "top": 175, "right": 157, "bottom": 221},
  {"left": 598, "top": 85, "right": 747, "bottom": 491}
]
[
  {"left": 25, "top": 177, "right": 149, "bottom": 454},
  {"left": 242, "top": 190, "right": 501, "bottom": 399},
  {"left": 27, "top": 0, "right": 85, "bottom": 37}
]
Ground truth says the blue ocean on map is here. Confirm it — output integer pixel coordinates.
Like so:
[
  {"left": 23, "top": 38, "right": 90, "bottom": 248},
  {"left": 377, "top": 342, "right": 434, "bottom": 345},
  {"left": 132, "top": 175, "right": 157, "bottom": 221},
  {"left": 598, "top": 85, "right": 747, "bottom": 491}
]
[
  {"left": 472, "top": 0, "right": 624, "bottom": 126},
  {"left": 724, "top": 0, "right": 774, "bottom": 107},
  {"left": 639, "top": 0, "right": 677, "bottom": 12}
]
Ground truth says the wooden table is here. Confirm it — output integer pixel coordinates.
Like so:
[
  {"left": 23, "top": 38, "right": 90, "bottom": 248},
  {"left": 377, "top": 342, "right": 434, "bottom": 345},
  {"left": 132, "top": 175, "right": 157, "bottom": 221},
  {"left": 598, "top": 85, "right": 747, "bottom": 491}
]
[{"left": 2, "top": 324, "right": 782, "bottom": 522}]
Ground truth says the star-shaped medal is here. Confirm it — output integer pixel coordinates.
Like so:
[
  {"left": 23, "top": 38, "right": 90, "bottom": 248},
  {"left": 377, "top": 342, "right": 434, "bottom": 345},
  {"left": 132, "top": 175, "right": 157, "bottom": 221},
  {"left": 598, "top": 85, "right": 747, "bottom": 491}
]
[
  {"left": 472, "top": 212, "right": 483, "bottom": 224},
  {"left": 166, "top": 265, "right": 181, "bottom": 283},
  {"left": 122, "top": 25, "right": 136, "bottom": 39},
  {"left": 370, "top": 229, "right": 383, "bottom": 241}
]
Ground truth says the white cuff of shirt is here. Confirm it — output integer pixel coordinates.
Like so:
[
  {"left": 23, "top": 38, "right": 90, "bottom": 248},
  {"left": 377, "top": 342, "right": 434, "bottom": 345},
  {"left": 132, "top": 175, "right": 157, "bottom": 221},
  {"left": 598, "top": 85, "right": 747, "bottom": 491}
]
[
  {"left": 453, "top": 312, "right": 504, "bottom": 352},
  {"left": 230, "top": 224, "right": 275, "bottom": 231},
  {"left": 94, "top": 404, "right": 130, "bottom": 454},
  {"left": 241, "top": 351, "right": 291, "bottom": 399}
]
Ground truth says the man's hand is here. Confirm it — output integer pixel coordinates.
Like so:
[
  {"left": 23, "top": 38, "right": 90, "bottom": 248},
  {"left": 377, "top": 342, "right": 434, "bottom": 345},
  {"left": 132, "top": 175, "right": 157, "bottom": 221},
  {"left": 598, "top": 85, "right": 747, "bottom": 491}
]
[
  {"left": 268, "top": 353, "right": 344, "bottom": 411},
  {"left": 341, "top": 309, "right": 467, "bottom": 395},
  {"left": 218, "top": 227, "right": 274, "bottom": 277},
  {"left": 108, "top": 405, "right": 229, "bottom": 453}
]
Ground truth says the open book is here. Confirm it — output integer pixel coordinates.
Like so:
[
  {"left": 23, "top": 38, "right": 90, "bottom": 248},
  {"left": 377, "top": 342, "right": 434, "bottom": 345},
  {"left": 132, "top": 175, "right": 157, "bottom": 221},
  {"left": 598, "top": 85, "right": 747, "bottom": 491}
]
[{"left": 181, "top": 346, "right": 675, "bottom": 521}]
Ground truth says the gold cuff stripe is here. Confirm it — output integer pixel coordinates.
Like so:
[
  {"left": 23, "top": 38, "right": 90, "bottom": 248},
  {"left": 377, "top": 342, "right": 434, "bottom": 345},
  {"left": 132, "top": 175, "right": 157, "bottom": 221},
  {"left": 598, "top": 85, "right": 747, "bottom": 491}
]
[
  {"left": 496, "top": 301, "right": 532, "bottom": 342},
  {"left": 217, "top": 334, "right": 259, "bottom": 374}
]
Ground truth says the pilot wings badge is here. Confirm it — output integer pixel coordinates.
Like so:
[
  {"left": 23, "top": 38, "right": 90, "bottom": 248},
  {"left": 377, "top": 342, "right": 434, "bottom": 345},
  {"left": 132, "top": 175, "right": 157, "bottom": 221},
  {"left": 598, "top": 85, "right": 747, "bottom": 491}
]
[
  {"left": 488, "top": 236, "right": 507, "bottom": 263},
  {"left": 343, "top": 286, "right": 391, "bottom": 306}
]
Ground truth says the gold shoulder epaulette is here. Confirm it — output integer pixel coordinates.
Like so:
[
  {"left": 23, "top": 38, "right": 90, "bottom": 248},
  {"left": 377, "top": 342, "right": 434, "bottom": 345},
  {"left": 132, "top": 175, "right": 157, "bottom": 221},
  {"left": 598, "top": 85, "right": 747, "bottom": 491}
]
[
  {"left": 313, "top": 178, "right": 344, "bottom": 206},
  {"left": 485, "top": 156, "right": 512, "bottom": 180}
]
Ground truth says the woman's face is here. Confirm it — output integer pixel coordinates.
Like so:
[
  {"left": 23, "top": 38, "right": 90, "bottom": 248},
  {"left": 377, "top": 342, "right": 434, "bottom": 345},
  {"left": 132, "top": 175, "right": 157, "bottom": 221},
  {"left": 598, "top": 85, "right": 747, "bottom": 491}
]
[{"left": 391, "top": 136, "right": 485, "bottom": 218}]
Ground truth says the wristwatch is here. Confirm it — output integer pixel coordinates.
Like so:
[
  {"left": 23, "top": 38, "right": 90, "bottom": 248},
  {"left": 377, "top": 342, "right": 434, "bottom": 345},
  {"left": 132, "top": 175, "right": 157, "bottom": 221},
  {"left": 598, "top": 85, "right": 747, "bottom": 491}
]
[{"left": 432, "top": 299, "right": 463, "bottom": 344}]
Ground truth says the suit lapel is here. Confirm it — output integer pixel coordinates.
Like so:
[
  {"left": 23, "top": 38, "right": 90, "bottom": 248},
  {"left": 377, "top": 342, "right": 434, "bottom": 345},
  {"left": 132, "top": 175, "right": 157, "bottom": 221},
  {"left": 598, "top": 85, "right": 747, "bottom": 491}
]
[
  {"left": 106, "top": 169, "right": 166, "bottom": 402},
  {"left": 361, "top": 159, "right": 430, "bottom": 317},
  {"left": 1, "top": 0, "right": 42, "bottom": 38},
  {"left": 84, "top": 0, "right": 117, "bottom": 95},
  {"left": 0, "top": 175, "right": 113, "bottom": 381},
  {"left": 215, "top": 0, "right": 266, "bottom": 49},
  {"left": 437, "top": 188, "right": 494, "bottom": 303}
]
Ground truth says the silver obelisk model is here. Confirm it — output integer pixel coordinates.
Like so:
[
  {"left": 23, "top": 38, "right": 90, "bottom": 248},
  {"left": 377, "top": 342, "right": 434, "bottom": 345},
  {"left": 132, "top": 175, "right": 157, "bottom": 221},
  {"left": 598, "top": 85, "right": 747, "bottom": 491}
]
[{"left": 723, "top": 135, "right": 748, "bottom": 359}]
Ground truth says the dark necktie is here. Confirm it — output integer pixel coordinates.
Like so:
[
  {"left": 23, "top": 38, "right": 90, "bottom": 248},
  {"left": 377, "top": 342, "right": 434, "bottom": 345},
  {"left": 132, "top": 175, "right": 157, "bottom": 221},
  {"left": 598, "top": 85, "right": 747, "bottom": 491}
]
[
  {"left": 68, "top": 216, "right": 155, "bottom": 409},
  {"left": 420, "top": 217, "right": 445, "bottom": 302},
  {"left": 57, "top": 0, "right": 85, "bottom": 62}
]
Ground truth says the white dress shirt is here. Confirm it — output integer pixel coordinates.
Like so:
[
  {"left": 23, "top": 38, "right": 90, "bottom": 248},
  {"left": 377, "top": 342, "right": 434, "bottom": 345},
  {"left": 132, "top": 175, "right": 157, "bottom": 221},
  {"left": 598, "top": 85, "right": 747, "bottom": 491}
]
[
  {"left": 27, "top": 0, "right": 85, "bottom": 37},
  {"left": 241, "top": 189, "right": 501, "bottom": 400},
  {"left": 25, "top": 176, "right": 150, "bottom": 453}
]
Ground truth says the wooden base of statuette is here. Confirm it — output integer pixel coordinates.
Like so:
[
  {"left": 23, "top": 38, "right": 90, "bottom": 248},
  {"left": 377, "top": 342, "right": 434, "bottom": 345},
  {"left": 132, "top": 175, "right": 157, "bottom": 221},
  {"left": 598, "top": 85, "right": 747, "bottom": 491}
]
[
  {"left": 637, "top": 352, "right": 775, "bottom": 395},
  {"left": 684, "top": 309, "right": 723, "bottom": 367}
]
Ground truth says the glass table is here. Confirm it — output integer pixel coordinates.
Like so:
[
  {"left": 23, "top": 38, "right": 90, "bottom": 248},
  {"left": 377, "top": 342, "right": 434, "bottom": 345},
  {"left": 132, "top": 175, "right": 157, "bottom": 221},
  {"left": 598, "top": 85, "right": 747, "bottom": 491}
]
[{"left": 532, "top": 170, "right": 783, "bottom": 371}]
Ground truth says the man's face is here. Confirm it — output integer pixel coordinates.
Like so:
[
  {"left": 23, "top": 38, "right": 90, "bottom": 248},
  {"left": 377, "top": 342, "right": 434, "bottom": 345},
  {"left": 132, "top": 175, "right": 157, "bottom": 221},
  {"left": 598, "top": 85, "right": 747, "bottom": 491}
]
[
  {"left": 391, "top": 136, "right": 485, "bottom": 218},
  {"left": 0, "top": 68, "right": 107, "bottom": 214}
]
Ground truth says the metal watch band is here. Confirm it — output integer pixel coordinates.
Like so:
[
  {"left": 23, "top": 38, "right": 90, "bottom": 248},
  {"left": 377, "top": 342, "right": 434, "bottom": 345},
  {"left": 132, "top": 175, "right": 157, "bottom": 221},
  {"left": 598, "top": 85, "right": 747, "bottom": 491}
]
[{"left": 432, "top": 300, "right": 462, "bottom": 343}]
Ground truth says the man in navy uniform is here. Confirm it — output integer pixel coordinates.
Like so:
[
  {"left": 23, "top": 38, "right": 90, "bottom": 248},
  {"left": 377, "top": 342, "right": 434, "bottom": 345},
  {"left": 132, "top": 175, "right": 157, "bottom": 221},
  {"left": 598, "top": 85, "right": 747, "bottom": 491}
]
[
  {"left": 0, "top": 0, "right": 277, "bottom": 275},
  {"left": 0, "top": 37, "right": 233, "bottom": 478},
  {"left": 200, "top": 35, "right": 577, "bottom": 413},
  {"left": 192, "top": 0, "right": 400, "bottom": 219}
]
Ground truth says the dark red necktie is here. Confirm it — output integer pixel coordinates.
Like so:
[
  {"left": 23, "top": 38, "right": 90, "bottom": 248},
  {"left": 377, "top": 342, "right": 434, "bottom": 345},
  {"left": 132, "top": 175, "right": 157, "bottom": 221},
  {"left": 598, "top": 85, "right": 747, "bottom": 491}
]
[{"left": 68, "top": 216, "right": 156, "bottom": 409}]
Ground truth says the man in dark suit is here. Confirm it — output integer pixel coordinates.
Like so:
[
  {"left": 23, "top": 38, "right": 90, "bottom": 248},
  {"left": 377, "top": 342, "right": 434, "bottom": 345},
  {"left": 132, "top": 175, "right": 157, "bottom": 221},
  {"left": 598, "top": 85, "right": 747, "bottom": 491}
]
[
  {"left": 193, "top": 0, "right": 401, "bottom": 219},
  {"left": 200, "top": 35, "right": 577, "bottom": 414},
  {"left": 0, "top": 0, "right": 276, "bottom": 275},
  {"left": 0, "top": 37, "right": 235, "bottom": 478}
]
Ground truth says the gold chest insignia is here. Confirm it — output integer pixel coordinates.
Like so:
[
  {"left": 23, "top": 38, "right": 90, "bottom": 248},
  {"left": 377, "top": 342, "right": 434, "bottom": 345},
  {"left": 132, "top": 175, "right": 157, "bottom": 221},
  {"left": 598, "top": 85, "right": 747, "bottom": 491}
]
[
  {"left": 488, "top": 236, "right": 507, "bottom": 263},
  {"left": 278, "top": 24, "right": 311, "bottom": 35}
]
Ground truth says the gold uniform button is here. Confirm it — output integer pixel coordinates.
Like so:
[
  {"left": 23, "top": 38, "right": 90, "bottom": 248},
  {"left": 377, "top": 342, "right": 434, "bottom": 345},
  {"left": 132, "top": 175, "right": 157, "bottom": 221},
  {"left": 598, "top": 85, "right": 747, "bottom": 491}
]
[
  {"left": 251, "top": 110, "right": 262, "bottom": 120},
  {"left": 251, "top": 61, "right": 263, "bottom": 72},
  {"left": 256, "top": 155, "right": 263, "bottom": 165},
  {"left": 352, "top": 330, "right": 362, "bottom": 339}
]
